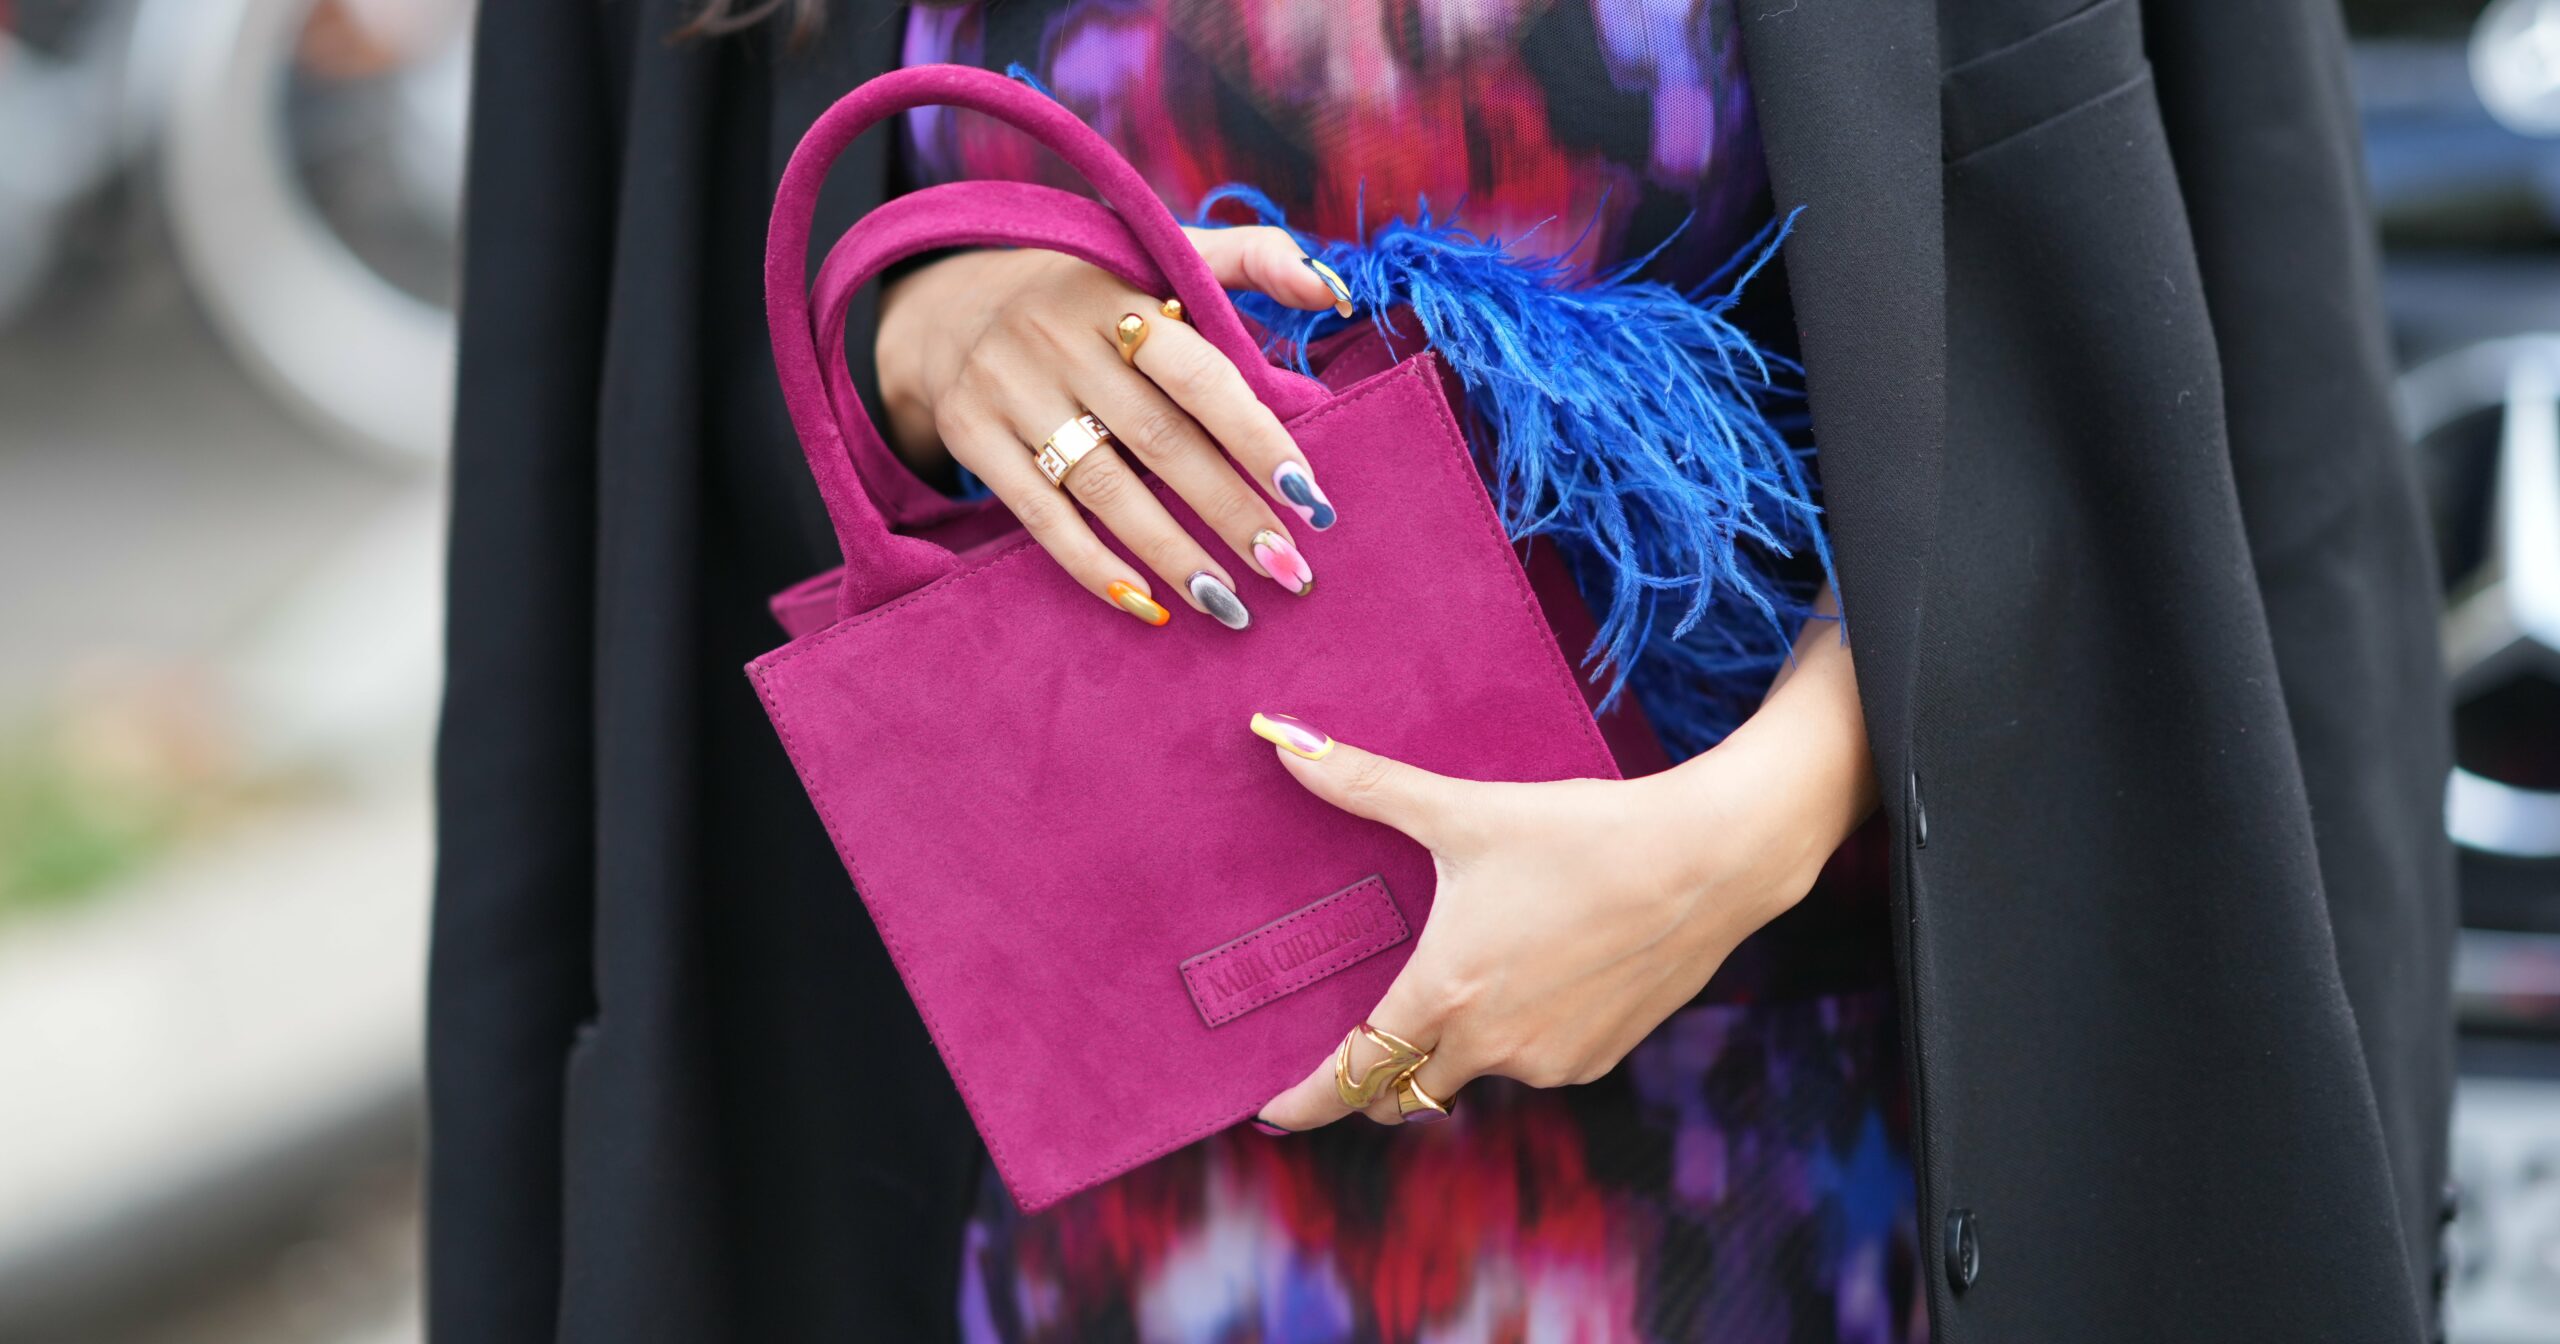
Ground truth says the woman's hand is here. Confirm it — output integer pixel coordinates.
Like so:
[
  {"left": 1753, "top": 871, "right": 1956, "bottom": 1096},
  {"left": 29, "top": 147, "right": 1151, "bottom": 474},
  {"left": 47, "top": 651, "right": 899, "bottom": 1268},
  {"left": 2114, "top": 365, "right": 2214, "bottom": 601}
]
[
  {"left": 874, "top": 227, "right": 1352, "bottom": 629},
  {"left": 1252, "top": 592, "right": 1878, "bottom": 1130}
]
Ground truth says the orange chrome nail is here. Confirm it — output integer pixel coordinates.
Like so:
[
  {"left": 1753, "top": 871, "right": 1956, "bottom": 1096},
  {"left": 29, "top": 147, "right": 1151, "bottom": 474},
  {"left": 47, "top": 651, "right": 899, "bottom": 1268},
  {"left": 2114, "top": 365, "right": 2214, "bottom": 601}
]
[{"left": 1108, "top": 581, "right": 1170, "bottom": 626}]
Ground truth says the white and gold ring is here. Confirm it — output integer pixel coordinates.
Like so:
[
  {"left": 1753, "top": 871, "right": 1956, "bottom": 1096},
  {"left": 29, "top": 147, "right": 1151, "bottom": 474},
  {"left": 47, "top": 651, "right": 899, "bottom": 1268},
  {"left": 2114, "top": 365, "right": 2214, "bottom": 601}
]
[{"left": 1034, "top": 412, "right": 1114, "bottom": 489}]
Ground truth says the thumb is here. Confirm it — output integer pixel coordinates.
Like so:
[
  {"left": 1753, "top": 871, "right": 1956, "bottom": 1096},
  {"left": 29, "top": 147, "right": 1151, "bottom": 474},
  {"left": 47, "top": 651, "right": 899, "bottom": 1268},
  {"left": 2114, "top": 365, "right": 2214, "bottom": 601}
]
[
  {"left": 1249, "top": 713, "right": 1459, "bottom": 845},
  {"left": 1184, "top": 225, "right": 1354, "bottom": 316}
]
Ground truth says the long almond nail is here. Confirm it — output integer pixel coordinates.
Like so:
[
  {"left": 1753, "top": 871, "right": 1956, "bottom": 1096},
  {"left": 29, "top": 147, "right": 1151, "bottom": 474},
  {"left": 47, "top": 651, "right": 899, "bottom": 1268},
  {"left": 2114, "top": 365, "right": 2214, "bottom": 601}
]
[
  {"left": 1272, "top": 462, "right": 1336, "bottom": 530},
  {"left": 1250, "top": 712, "right": 1334, "bottom": 760},
  {"left": 1188, "top": 571, "right": 1251, "bottom": 630},
  {"left": 1303, "top": 256, "right": 1355, "bottom": 319},
  {"left": 1108, "top": 580, "right": 1170, "bottom": 626},
  {"left": 1252, "top": 530, "right": 1314, "bottom": 595}
]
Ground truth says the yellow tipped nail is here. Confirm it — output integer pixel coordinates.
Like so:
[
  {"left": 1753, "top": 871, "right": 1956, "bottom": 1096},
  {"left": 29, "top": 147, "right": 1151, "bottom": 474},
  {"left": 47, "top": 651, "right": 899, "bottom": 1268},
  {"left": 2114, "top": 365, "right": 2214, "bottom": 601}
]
[
  {"left": 1250, "top": 712, "right": 1333, "bottom": 760},
  {"left": 1303, "top": 256, "right": 1355, "bottom": 319},
  {"left": 1109, "top": 581, "right": 1170, "bottom": 626}
]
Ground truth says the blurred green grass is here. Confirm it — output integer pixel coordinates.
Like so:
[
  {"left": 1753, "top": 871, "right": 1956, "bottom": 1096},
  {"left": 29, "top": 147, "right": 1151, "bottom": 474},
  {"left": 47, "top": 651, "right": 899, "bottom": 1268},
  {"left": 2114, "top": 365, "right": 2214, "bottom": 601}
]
[
  {"left": 0, "top": 749, "right": 186, "bottom": 916},
  {"left": 0, "top": 671, "right": 256, "bottom": 923}
]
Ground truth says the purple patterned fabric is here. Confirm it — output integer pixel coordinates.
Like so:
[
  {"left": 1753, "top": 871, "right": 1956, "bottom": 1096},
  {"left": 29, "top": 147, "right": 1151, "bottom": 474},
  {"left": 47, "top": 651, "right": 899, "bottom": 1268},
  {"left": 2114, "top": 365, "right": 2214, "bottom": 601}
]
[
  {"left": 958, "top": 992, "right": 1924, "bottom": 1344},
  {"left": 905, "top": 3, "right": 1921, "bottom": 1338},
  {"left": 904, "top": 0, "right": 1769, "bottom": 289}
]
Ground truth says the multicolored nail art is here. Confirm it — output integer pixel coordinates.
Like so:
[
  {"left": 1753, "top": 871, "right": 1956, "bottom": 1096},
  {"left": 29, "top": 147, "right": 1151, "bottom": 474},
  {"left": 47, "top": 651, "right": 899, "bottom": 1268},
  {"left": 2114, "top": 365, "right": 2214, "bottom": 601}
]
[
  {"left": 1187, "top": 571, "right": 1251, "bottom": 631},
  {"left": 1252, "top": 530, "right": 1314, "bottom": 596},
  {"left": 1273, "top": 462, "right": 1336, "bottom": 530},
  {"left": 1303, "top": 256, "right": 1356, "bottom": 318},
  {"left": 1107, "top": 580, "right": 1170, "bottom": 626},
  {"left": 1249, "top": 1118, "right": 1292, "bottom": 1137},
  {"left": 1250, "top": 712, "right": 1333, "bottom": 761}
]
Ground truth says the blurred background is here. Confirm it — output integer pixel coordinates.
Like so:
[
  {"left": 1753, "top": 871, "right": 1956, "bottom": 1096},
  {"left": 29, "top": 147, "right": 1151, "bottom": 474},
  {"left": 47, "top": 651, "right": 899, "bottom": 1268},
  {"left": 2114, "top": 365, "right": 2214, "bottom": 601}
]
[
  {"left": 0, "top": 0, "right": 2557, "bottom": 1340},
  {"left": 0, "top": 0, "right": 457, "bottom": 1339}
]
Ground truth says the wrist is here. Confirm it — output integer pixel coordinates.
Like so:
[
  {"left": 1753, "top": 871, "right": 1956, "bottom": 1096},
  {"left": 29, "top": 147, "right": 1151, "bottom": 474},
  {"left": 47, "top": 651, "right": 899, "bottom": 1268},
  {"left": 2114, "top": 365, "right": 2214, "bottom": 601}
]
[
  {"left": 874, "top": 249, "right": 993, "bottom": 473},
  {"left": 1646, "top": 675, "right": 1876, "bottom": 929}
]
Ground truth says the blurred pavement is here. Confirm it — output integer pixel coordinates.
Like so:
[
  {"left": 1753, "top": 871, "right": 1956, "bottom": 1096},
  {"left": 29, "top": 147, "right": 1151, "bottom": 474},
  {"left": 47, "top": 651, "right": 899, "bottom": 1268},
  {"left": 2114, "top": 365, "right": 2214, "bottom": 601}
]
[{"left": 0, "top": 230, "right": 432, "bottom": 1344}]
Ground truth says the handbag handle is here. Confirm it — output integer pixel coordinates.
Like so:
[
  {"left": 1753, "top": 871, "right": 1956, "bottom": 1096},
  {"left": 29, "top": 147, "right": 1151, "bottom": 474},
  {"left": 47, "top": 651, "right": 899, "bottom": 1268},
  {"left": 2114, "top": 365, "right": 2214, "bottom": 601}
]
[{"left": 767, "top": 64, "right": 1329, "bottom": 619}]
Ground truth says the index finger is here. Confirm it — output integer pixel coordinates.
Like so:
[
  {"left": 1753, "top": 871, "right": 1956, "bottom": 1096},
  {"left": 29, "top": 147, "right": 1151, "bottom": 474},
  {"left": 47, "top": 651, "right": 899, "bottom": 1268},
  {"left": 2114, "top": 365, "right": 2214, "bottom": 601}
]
[{"left": 1252, "top": 966, "right": 1479, "bottom": 1133}]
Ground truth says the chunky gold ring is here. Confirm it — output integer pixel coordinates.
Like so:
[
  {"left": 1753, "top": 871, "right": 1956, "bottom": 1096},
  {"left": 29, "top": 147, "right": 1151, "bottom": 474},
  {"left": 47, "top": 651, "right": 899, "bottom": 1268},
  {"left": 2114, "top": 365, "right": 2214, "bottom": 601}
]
[
  {"left": 1159, "top": 297, "right": 1187, "bottom": 323},
  {"left": 1394, "top": 1073, "right": 1451, "bottom": 1124},
  {"left": 1034, "top": 412, "right": 1114, "bottom": 488},
  {"left": 1115, "top": 312, "right": 1149, "bottom": 365},
  {"left": 1333, "top": 1023, "right": 1429, "bottom": 1109}
]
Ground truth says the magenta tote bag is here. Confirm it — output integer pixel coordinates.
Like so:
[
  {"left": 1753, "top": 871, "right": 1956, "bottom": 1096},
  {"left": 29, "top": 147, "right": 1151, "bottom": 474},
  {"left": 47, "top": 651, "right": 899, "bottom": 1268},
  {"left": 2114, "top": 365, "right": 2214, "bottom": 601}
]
[{"left": 748, "top": 65, "right": 1621, "bottom": 1211}]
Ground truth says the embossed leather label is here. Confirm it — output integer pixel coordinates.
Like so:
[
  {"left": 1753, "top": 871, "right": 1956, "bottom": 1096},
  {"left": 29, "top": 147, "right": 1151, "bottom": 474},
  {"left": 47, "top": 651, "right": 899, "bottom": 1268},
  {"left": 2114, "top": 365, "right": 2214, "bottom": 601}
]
[{"left": 1181, "top": 876, "right": 1405, "bottom": 1028}]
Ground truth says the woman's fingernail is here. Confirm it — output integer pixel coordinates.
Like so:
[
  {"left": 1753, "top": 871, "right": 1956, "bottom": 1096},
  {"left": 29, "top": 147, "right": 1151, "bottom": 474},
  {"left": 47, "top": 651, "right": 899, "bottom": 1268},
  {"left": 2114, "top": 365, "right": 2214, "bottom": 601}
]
[
  {"left": 1108, "top": 580, "right": 1170, "bottom": 626},
  {"left": 1303, "top": 256, "right": 1355, "bottom": 318},
  {"left": 1187, "top": 571, "right": 1252, "bottom": 630},
  {"left": 1250, "top": 712, "right": 1333, "bottom": 761},
  {"left": 1249, "top": 1118, "right": 1292, "bottom": 1137},
  {"left": 1252, "top": 530, "right": 1314, "bottom": 595},
  {"left": 1272, "top": 462, "right": 1336, "bottom": 530}
]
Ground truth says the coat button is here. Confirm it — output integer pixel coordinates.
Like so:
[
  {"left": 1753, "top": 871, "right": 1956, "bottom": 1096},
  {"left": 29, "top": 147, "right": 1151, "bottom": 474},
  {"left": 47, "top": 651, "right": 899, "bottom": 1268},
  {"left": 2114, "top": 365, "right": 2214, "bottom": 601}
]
[
  {"left": 1909, "top": 772, "right": 1928, "bottom": 849},
  {"left": 1944, "top": 1208, "right": 1979, "bottom": 1290}
]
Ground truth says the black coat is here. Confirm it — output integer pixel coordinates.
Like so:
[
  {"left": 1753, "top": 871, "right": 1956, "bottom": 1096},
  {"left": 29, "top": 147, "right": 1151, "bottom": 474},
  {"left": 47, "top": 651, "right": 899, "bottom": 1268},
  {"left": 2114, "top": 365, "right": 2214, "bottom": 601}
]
[{"left": 428, "top": 2, "right": 2455, "bottom": 1340}]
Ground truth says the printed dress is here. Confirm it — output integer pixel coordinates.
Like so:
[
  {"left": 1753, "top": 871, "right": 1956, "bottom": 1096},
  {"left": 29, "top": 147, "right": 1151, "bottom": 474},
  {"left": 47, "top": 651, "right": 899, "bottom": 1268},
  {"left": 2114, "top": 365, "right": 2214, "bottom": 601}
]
[{"left": 904, "top": 2, "right": 1926, "bottom": 1340}]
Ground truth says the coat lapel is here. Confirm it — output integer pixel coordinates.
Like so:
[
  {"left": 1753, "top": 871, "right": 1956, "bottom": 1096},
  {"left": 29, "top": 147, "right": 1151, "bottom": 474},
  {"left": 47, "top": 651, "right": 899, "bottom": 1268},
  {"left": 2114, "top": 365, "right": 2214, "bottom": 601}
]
[{"left": 1738, "top": 0, "right": 1946, "bottom": 795}]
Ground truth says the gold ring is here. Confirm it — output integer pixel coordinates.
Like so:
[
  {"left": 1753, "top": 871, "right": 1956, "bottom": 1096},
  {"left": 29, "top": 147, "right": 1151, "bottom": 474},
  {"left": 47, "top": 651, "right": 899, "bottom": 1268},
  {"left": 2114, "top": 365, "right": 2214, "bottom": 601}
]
[
  {"left": 1159, "top": 297, "right": 1187, "bottom": 323},
  {"left": 1115, "top": 312, "right": 1149, "bottom": 365},
  {"left": 1394, "top": 1073, "right": 1451, "bottom": 1123},
  {"left": 1333, "top": 1023, "right": 1429, "bottom": 1108},
  {"left": 1034, "top": 412, "right": 1114, "bottom": 488}
]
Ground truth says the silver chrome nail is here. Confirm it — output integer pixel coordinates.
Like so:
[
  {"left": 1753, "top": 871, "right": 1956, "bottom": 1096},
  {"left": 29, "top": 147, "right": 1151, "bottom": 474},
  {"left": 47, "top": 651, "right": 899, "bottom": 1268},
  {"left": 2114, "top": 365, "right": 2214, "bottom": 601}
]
[{"left": 1188, "top": 571, "right": 1252, "bottom": 631}]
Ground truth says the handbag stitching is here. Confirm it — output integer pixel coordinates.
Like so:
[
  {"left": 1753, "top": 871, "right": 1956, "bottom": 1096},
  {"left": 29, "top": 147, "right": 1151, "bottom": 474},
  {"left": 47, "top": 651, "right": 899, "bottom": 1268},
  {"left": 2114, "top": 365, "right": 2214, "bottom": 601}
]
[
  {"left": 750, "top": 352, "right": 1617, "bottom": 1207},
  {"left": 1178, "top": 875, "right": 1408, "bottom": 1027}
]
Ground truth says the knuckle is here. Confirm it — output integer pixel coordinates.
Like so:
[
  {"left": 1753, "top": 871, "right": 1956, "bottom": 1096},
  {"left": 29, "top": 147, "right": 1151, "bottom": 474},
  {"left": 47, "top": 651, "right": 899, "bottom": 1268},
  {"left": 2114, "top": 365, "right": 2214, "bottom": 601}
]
[
  {"left": 1474, "top": 1031, "right": 1526, "bottom": 1074},
  {"left": 1071, "top": 462, "right": 1133, "bottom": 513},
  {"left": 1198, "top": 483, "right": 1268, "bottom": 538},
  {"left": 1570, "top": 1055, "right": 1619, "bottom": 1087},
  {"left": 1518, "top": 1052, "right": 1577, "bottom": 1090},
  {"left": 1010, "top": 491, "right": 1068, "bottom": 537},
  {"left": 1422, "top": 968, "right": 1484, "bottom": 1024},
  {"left": 1161, "top": 341, "right": 1231, "bottom": 401},
  {"left": 1120, "top": 405, "right": 1197, "bottom": 461},
  {"left": 1139, "top": 532, "right": 1196, "bottom": 580},
  {"left": 1338, "top": 753, "right": 1398, "bottom": 806}
]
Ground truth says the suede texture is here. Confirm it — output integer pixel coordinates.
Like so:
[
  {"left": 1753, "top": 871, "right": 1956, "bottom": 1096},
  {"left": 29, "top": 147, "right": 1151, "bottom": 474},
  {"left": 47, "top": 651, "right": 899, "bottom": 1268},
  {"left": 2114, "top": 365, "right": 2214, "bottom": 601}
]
[{"left": 750, "top": 66, "right": 1621, "bottom": 1211}]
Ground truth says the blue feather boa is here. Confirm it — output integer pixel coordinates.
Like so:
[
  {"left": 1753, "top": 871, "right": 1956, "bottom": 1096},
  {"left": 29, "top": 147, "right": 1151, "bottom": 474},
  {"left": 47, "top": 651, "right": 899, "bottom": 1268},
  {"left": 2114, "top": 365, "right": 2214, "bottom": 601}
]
[{"left": 1197, "top": 188, "right": 1832, "bottom": 760}]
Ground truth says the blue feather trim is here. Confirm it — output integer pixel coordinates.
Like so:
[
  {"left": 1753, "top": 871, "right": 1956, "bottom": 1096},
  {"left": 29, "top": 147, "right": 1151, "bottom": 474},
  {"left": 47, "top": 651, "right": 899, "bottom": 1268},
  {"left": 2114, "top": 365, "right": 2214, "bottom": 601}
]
[{"left": 1195, "top": 187, "right": 1832, "bottom": 759}]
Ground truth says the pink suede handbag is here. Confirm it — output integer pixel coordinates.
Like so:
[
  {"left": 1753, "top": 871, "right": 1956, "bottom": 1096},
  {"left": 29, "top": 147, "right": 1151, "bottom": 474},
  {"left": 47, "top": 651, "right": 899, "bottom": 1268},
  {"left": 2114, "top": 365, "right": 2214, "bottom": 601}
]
[{"left": 749, "top": 65, "right": 1624, "bottom": 1211}]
